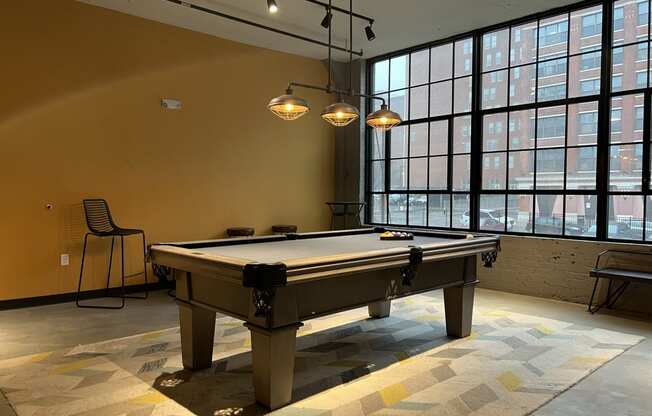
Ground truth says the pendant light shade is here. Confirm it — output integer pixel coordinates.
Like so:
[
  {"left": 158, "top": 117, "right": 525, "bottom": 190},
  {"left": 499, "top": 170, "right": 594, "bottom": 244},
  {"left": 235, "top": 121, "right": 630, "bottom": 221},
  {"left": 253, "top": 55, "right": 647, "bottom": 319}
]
[
  {"left": 321, "top": 98, "right": 359, "bottom": 127},
  {"left": 267, "top": 89, "right": 310, "bottom": 120},
  {"left": 366, "top": 104, "right": 402, "bottom": 131}
]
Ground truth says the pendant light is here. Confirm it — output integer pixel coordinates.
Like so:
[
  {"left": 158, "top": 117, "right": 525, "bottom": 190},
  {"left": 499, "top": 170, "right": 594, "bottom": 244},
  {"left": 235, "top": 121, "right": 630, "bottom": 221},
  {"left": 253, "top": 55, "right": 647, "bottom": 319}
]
[
  {"left": 321, "top": 94, "right": 359, "bottom": 126},
  {"left": 267, "top": 0, "right": 401, "bottom": 131},
  {"left": 366, "top": 104, "right": 401, "bottom": 131},
  {"left": 267, "top": 88, "right": 310, "bottom": 120}
]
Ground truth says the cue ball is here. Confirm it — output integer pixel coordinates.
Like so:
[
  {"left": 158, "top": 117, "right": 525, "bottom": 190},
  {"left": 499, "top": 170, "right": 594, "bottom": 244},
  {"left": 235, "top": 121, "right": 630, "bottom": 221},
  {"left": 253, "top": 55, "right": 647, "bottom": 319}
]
[{"left": 466, "top": 234, "right": 474, "bottom": 239}]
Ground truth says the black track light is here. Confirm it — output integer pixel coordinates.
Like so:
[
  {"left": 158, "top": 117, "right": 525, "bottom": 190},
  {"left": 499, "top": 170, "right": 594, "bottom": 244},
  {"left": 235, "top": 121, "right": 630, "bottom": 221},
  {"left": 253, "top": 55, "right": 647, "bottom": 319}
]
[
  {"left": 365, "top": 23, "right": 375, "bottom": 41},
  {"left": 267, "top": 0, "right": 278, "bottom": 13},
  {"left": 321, "top": 9, "right": 332, "bottom": 29}
]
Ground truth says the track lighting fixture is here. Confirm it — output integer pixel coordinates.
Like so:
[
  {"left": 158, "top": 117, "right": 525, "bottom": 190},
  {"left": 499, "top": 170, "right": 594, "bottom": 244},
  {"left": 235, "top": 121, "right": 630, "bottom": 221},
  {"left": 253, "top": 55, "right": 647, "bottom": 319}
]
[
  {"left": 365, "top": 23, "right": 376, "bottom": 41},
  {"left": 267, "top": 0, "right": 278, "bottom": 13},
  {"left": 321, "top": 8, "right": 332, "bottom": 28}
]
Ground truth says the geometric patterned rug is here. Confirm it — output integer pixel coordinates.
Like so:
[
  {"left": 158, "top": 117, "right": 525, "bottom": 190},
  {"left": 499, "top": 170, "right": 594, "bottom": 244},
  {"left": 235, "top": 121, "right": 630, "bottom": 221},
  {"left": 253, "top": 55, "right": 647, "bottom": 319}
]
[{"left": 0, "top": 291, "right": 643, "bottom": 416}]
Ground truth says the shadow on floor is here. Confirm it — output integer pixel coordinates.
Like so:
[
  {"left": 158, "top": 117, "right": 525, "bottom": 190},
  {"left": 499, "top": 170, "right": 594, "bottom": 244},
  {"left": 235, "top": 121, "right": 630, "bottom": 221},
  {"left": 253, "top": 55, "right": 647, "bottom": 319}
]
[{"left": 153, "top": 314, "right": 453, "bottom": 416}]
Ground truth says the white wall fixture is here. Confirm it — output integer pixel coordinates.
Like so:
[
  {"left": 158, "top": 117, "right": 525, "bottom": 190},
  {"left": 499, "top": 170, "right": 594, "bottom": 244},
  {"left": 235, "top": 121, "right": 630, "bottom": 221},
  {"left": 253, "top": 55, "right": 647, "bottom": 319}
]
[{"left": 161, "top": 98, "right": 182, "bottom": 110}]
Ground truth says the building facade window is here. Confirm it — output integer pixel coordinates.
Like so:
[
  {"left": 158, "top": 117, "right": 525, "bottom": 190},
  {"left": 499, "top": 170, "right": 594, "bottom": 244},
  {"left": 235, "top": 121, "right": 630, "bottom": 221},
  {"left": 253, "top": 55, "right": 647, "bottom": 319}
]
[{"left": 368, "top": 0, "right": 652, "bottom": 242}]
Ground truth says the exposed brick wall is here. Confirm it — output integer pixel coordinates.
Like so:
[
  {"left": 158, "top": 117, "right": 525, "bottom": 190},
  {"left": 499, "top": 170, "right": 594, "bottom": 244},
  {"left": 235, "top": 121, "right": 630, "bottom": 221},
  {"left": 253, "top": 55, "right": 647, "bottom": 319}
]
[{"left": 478, "top": 235, "right": 652, "bottom": 316}]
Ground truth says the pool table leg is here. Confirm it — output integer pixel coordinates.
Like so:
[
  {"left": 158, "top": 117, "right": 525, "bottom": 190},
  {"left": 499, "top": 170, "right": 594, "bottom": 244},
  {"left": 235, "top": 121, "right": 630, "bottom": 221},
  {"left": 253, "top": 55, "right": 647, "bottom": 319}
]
[
  {"left": 443, "top": 284, "right": 475, "bottom": 338},
  {"left": 178, "top": 301, "right": 216, "bottom": 370},
  {"left": 246, "top": 322, "right": 302, "bottom": 410},
  {"left": 368, "top": 300, "right": 391, "bottom": 318}
]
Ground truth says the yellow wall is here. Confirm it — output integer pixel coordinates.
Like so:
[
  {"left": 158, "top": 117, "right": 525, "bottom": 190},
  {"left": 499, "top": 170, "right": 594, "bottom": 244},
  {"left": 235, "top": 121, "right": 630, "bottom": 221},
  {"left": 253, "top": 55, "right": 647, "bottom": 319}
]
[{"left": 0, "top": 1, "right": 335, "bottom": 300}]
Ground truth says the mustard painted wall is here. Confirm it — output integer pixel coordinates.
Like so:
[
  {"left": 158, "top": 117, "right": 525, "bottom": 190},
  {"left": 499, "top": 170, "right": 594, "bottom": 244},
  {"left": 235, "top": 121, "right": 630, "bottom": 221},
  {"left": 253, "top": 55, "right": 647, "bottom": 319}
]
[{"left": 0, "top": 1, "right": 335, "bottom": 300}]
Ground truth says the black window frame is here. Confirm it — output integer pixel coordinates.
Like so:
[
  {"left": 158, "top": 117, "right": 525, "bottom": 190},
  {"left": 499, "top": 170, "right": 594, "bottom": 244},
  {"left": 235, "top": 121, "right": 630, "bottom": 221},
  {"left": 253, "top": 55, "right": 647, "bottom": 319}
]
[{"left": 365, "top": 0, "right": 652, "bottom": 243}]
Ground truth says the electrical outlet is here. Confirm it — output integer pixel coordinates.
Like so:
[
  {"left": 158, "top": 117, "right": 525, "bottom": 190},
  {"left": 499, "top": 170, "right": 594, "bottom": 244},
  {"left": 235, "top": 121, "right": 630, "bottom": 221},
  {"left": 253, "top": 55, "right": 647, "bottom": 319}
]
[{"left": 60, "top": 254, "right": 70, "bottom": 266}]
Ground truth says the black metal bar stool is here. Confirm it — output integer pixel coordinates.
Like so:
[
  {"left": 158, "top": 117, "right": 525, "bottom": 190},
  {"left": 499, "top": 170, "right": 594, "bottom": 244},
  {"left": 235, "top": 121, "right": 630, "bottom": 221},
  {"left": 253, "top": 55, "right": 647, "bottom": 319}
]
[
  {"left": 76, "top": 199, "right": 148, "bottom": 309},
  {"left": 326, "top": 201, "right": 366, "bottom": 230}
]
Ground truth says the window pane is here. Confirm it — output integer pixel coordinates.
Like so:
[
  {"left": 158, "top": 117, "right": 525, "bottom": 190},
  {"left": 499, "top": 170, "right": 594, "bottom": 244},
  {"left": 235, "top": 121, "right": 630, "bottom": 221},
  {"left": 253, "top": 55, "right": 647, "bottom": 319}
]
[
  {"left": 570, "top": 5, "right": 602, "bottom": 54},
  {"left": 610, "top": 94, "right": 645, "bottom": 143},
  {"left": 483, "top": 29, "right": 509, "bottom": 71},
  {"left": 388, "top": 194, "right": 408, "bottom": 225},
  {"left": 482, "top": 70, "right": 508, "bottom": 109},
  {"left": 409, "top": 85, "right": 428, "bottom": 120},
  {"left": 371, "top": 194, "right": 387, "bottom": 223},
  {"left": 429, "top": 81, "right": 452, "bottom": 116},
  {"left": 430, "top": 43, "right": 453, "bottom": 82},
  {"left": 537, "top": 105, "right": 566, "bottom": 148},
  {"left": 509, "top": 63, "right": 536, "bottom": 105},
  {"left": 538, "top": 14, "right": 568, "bottom": 59},
  {"left": 454, "top": 76, "right": 472, "bottom": 113},
  {"left": 509, "top": 109, "right": 536, "bottom": 150},
  {"left": 455, "top": 38, "right": 474, "bottom": 77},
  {"left": 536, "top": 148, "right": 565, "bottom": 190},
  {"left": 565, "top": 195, "right": 598, "bottom": 237},
  {"left": 608, "top": 194, "right": 643, "bottom": 240},
  {"left": 390, "top": 89, "right": 408, "bottom": 121},
  {"left": 535, "top": 194, "right": 564, "bottom": 235},
  {"left": 612, "top": 0, "right": 649, "bottom": 45},
  {"left": 410, "top": 49, "right": 429, "bottom": 86},
  {"left": 453, "top": 115, "right": 472, "bottom": 154},
  {"left": 410, "top": 123, "right": 428, "bottom": 157},
  {"left": 508, "top": 150, "right": 535, "bottom": 190},
  {"left": 482, "top": 152, "right": 507, "bottom": 189},
  {"left": 611, "top": 43, "right": 649, "bottom": 92},
  {"left": 566, "top": 146, "right": 597, "bottom": 190},
  {"left": 410, "top": 157, "right": 428, "bottom": 190},
  {"left": 452, "top": 194, "right": 470, "bottom": 229},
  {"left": 452, "top": 154, "right": 471, "bottom": 191},
  {"left": 370, "top": 130, "right": 385, "bottom": 159},
  {"left": 390, "top": 55, "right": 408, "bottom": 90},
  {"left": 483, "top": 113, "right": 508, "bottom": 151},
  {"left": 428, "top": 194, "right": 450, "bottom": 227},
  {"left": 430, "top": 120, "right": 448, "bottom": 155},
  {"left": 537, "top": 58, "right": 567, "bottom": 102},
  {"left": 568, "top": 101, "right": 598, "bottom": 146},
  {"left": 390, "top": 159, "right": 408, "bottom": 190},
  {"left": 480, "top": 194, "right": 506, "bottom": 231},
  {"left": 510, "top": 21, "right": 537, "bottom": 66},
  {"left": 569, "top": 52, "right": 601, "bottom": 98},
  {"left": 646, "top": 196, "right": 652, "bottom": 240},
  {"left": 609, "top": 143, "right": 643, "bottom": 191},
  {"left": 373, "top": 60, "right": 389, "bottom": 93},
  {"left": 390, "top": 125, "right": 408, "bottom": 158},
  {"left": 428, "top": 156, "right": 448, "bottom": 189},
  {"left": 508, "top": 194, "right": 533, "bottom": 233},
  {"left": 371, "top": 161, "right": 385, "bottom": 192},
  {"left": 408, "top": 194, "right": 427, "bottom": 226}
]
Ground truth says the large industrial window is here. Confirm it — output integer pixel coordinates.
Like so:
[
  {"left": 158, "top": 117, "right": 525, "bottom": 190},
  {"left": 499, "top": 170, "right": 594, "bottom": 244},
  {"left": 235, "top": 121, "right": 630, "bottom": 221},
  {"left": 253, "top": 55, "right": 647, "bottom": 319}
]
[
  {"left": 366, "top": 0, "right": 652, "bottom": 242},
  {"left": 368, "top": 37, "right": 474, "bottom": 228}
]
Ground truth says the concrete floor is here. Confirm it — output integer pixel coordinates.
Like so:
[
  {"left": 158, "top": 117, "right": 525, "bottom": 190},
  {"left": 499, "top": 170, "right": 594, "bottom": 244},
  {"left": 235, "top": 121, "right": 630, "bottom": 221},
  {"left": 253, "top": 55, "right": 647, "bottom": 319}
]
[{"left": 0, "top": 289, "right": 650, "bottom": 416}]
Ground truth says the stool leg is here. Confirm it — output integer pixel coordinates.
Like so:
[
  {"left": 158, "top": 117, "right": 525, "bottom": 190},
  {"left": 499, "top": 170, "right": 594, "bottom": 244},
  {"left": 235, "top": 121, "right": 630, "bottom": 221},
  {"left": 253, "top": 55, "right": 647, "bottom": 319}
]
[
  {"left": 118, "top": 236, "right": 125, "bottom": 308},
  {"left": 141, "top": 232, "right": 149, "bottom": 299},
  {"left": 104, "top": 237, "right": 115, "bottom": 296},
  {"left": 75, "top": 234, "right": 90, "bottom": 307}
]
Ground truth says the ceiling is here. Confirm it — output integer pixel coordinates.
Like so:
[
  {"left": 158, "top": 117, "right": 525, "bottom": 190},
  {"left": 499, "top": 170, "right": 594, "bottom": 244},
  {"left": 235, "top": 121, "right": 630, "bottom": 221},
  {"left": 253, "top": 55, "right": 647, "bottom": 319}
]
[{"left": 79, "top": 0, "right": 581, "bottom": 61}]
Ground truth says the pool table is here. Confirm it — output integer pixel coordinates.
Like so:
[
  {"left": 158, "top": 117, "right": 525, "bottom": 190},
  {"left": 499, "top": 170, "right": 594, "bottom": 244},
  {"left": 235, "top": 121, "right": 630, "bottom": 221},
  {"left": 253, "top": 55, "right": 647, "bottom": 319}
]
[{"left": 148, "top": 227, "right": 500, "bottom": 409}]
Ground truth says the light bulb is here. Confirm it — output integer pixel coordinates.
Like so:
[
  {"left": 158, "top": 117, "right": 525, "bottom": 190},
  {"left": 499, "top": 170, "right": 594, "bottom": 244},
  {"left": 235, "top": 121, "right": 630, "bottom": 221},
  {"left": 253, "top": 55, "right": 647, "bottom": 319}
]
[
  {"left": 269, "top": 4, "right": 278, "bottom": 13},
  {"left": 285, "top": 104, "right": 294, "bottom": 111}
]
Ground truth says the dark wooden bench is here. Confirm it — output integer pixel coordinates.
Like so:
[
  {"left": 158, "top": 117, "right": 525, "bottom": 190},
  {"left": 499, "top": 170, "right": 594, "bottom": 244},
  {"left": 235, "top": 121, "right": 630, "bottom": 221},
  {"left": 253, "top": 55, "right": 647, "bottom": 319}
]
[{"left": 588, "top": 249, "right": 652, "bottom": 314}]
